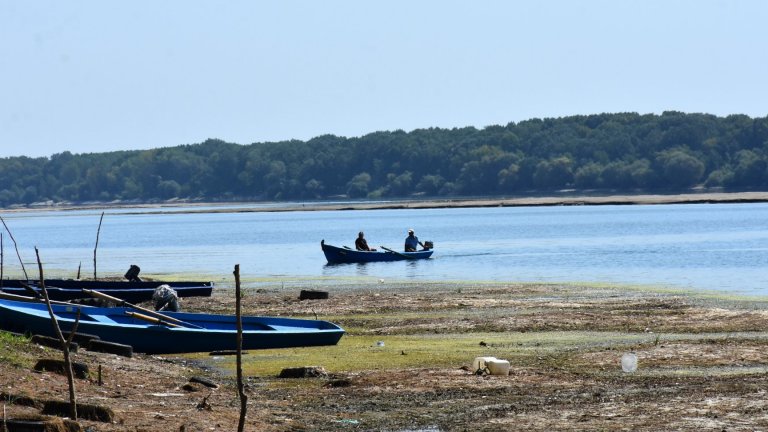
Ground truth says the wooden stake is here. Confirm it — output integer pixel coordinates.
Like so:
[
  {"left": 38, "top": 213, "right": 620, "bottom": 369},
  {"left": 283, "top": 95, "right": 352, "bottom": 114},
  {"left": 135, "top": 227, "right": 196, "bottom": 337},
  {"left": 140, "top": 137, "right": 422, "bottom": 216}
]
[
  {"left": 93, "top": 212, "right": 104, "bottom": 280},
  {"left": 36, "top": 247, "right": 79, "bottom": 420},
  {"left": 234, "top": 264, "right": 248, "bottom": 432},
  {"left": 0, "top": 215, "right": 28, "bottom": 280}
]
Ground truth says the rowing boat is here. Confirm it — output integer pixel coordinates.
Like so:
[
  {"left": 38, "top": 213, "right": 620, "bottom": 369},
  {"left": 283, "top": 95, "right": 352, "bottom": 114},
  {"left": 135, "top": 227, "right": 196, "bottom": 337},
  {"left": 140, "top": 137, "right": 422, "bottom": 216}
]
[
  {"left": 321, "top": 240, "right": 434, "bottom": 264},
  {"left": 0, "top": 279, "right": 213, "bottom": 302},
  {"left": 0, "top": 285, "right": 212, "bottom": 303},
  {"left": 0, "top": 279, "right": 213, "bottom": 290},
  {"left": 0, "top": 298, "right": 344, "bottom": 354}
]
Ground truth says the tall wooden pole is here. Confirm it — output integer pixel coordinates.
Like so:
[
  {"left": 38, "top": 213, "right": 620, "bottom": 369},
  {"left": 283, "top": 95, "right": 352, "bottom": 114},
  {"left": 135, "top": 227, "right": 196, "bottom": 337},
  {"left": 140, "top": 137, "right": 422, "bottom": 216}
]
[
  {"left": 36, "top": 247, "right": 79, "bottom": 420},
  {"left": 93, "top": 211, "right": 104, "bottom": 280},
  {"left": 1, "top": 232, "right": 4, "bottom": 288},
  {"left": 234, "top": 264, "right": 248, "bottom": 432}
]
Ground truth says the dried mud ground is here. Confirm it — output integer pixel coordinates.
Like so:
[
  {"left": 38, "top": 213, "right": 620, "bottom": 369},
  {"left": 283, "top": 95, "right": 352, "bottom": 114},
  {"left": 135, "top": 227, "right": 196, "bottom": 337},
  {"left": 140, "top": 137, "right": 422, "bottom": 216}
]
[{"left": 3, "top": 281, "right": 768, "bottom": 431}]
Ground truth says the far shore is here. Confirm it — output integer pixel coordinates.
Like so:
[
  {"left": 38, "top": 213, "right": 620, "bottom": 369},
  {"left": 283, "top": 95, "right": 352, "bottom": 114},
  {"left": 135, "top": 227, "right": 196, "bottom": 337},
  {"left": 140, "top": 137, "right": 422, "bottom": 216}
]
[{"left": 3, "top": 190, "right": 768, "bottom": 215}]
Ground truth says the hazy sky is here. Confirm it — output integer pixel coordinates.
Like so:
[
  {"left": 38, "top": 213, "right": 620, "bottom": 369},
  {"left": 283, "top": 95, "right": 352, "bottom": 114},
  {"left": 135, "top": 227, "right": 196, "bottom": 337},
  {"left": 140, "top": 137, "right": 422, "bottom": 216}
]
[{"left": 1, "top": 1, "right": 766, "bottom": 158}]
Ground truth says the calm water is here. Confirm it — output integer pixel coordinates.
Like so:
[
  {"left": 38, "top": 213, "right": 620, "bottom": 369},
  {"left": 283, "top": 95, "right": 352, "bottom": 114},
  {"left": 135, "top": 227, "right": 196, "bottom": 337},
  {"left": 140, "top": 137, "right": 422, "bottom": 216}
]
[{"left": 1, "top": 203, "right": 767, "bottom": 296}]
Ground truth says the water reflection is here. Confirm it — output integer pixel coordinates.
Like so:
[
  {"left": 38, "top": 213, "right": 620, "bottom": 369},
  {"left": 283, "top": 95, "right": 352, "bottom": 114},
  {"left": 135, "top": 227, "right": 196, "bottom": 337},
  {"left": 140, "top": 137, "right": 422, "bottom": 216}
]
[{"left": 355, "top": 263, "right": 369, "bottom": 276}]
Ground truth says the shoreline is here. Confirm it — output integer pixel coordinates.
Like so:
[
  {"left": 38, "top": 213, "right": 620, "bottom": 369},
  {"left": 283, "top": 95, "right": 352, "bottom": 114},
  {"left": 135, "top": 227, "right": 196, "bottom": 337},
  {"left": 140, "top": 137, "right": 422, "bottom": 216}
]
[
  {"left": 4, "top": 190, "right": 768, "bottom": 214},
  {"left": 4, "top": 280, "right": 768, "bottom": 430}
]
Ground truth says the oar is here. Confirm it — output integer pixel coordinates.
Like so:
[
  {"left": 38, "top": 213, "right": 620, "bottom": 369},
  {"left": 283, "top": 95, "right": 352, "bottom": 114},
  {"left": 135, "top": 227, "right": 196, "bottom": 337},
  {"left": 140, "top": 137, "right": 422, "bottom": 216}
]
[
  {"left": 125, "top": 311, "right": 182, "bottom": 328},
  {"left": 0, "top": 290, "right": 75, "bottom": 306},
  {"left": 19, "top": 281, "right": 43, "bottom": 299},
  {"left": 82, "top": 288, "right": 203, "bottom": 329},
  {"left": 380, "top": 246, "right": 417, "bottom": 260}
]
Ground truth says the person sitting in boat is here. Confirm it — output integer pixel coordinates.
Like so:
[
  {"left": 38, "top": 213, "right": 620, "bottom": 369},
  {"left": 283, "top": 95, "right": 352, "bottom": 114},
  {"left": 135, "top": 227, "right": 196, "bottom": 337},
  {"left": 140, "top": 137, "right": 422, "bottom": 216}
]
[
  {"left": 355, "top": 231, "right": 376, "bottom": 251},
  {"left": 404, "top": 228, "right": 424, "bottom": 252}
]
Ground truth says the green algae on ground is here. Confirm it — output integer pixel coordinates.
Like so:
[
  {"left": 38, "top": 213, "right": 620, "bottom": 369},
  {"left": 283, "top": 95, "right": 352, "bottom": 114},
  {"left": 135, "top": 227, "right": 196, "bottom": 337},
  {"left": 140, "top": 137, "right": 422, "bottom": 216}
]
[
  {"left": 192, "top": 327, "right": 768, "bottom": 381},
  {"left": 0, "top": 331, "right": 33, "bottom": 368},
  {"left": 199, "top": 331, "right": 663, "bottom": 376}
]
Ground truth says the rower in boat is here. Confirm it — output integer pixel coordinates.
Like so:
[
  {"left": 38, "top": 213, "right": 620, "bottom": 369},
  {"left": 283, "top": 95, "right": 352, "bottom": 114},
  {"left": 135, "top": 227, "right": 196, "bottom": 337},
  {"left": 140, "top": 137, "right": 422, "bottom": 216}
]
[
  {"left": 405, "top": 228, "right": 425, "bottom": 252},
  {"left": 355, "top": 231, "right": 376, "bottom": 251}
]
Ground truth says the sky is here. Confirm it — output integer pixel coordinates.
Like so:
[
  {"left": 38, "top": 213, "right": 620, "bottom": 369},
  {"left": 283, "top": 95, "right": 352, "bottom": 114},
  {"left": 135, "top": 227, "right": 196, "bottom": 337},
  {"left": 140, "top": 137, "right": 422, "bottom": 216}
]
[{"left": 1, "top": 1, "right": 767, "bottom": 158}]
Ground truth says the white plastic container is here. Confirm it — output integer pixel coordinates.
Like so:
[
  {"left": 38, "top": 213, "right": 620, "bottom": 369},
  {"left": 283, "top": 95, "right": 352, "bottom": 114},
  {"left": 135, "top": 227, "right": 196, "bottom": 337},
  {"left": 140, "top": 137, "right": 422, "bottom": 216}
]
[
  {"left": 621, "top": 353, "right": 638, "bottom": 373},
  {"left": 487, "top": 359, "right": 510, "bottom": 376},
  {"left": 472, "top": 356, "right": 497, "bottom": 372}
]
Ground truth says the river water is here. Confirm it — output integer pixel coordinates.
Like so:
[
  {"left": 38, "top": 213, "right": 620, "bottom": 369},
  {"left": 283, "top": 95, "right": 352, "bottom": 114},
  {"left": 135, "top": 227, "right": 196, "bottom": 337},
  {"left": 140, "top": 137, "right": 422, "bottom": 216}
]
[{"left": 1, "top": 202, "right": 767, "bottom": 296}]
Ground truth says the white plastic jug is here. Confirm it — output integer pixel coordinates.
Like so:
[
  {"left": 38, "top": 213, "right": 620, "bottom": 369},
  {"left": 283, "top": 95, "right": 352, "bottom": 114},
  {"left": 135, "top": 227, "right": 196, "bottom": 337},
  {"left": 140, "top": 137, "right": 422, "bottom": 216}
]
[
  {"left": 487, "top": 359, "right": 510, "bottom": 375},
  {"left": 472, "top": 356, "right": 497, "bottom": 372},
  {"left": 621, "top": 353, "right": 638, "bottom": 373}
]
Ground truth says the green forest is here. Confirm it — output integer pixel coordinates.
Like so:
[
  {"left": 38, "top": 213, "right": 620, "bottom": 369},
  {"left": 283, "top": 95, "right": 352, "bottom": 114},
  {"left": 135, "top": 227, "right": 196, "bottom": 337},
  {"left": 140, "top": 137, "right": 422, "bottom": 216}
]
[{"left": 2, "top": 111, "right": 768, "bottom": 207}]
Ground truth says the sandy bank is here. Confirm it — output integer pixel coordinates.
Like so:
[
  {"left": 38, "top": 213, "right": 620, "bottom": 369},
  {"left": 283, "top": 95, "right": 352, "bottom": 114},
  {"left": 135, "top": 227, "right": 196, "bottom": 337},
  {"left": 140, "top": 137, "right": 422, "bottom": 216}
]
[
  {"left": 6, "top": 191, "right": 767, "bottom": 215},
  {"left": 328, "top": 190, "right": 768, "bottom": 211}
]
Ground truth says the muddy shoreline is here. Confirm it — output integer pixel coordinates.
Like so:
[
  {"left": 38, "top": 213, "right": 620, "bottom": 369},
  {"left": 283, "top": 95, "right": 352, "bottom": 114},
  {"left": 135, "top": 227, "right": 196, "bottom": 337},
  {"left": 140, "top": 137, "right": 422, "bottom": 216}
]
[{"left": 2, "top": 281, "right": 768, "bottom": 431}]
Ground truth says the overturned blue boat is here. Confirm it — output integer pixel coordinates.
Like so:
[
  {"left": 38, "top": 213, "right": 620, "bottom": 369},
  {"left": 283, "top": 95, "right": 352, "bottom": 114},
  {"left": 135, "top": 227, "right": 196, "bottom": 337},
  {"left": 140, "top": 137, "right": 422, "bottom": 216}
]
[
  {"left": 321, "top": 240, "right": 434, "bottom": 264},
  {"left": 0, "top": 298, "right": 344, "bottom": 354}
]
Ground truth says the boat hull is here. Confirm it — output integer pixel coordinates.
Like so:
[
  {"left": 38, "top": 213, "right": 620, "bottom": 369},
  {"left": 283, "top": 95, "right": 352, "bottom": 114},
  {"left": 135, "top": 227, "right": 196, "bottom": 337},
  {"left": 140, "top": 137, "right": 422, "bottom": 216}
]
[
  {"left": 1, "top": 279, "right": 213, "bottom": 290},
  {"left": 0, "top": 280, "right": 214, "bottom": 302},
  {"left": 0, "top": 299, "right": 344, "bottom": 354},
  {"left": 0, "top": 285, "right": 212, "bottom": 303},
  {"left": 321, "top": 240, "right": 433, "bottom": 264}
]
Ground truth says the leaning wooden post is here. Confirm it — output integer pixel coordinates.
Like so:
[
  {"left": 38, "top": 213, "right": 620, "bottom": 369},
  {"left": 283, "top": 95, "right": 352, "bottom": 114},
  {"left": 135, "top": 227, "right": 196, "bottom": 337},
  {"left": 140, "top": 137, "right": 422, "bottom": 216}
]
[
  {"left": 0, "top": 215, "right": 28, "bottom": 280},
  {"left": 93, "top": 211, "right": 104, "bottom": 280},
  {"left": 234, "top": 264, "right": 248, "bottom": 432},
  {"left": 36, "top": 247, "right": 79, "bottom": 420}
]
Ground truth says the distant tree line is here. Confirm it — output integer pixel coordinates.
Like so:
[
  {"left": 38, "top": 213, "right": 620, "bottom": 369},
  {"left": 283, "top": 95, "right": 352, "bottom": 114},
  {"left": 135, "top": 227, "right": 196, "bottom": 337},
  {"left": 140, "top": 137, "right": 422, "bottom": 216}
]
[{"left": 1, "top": 111, "right": 767, "bottom": 207}]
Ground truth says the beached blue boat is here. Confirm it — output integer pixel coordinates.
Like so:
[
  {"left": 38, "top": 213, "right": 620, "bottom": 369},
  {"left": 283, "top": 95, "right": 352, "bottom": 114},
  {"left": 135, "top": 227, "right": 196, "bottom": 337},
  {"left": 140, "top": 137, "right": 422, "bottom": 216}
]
[
  {"left": 0, "top": 279, "right": 214, "bottom": 303},
  {"left": 1, "top": 279, "right": 212, "bottom": 290},
  {"left": 0, "top": 298, "right": 344, "bottom": 354},
  {"left": 321, "top": 240, "right": 434, "bottom": 264},
  {"left": 0, "top": 285, "right": 213, "bottom": 303}
]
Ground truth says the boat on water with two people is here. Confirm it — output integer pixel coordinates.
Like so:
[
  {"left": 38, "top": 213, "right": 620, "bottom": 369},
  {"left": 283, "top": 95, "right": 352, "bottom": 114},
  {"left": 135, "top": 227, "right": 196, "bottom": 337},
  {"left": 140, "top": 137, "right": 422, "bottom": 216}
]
[{"left": 321, "top": 239, "right": 434, "bottom": 264}]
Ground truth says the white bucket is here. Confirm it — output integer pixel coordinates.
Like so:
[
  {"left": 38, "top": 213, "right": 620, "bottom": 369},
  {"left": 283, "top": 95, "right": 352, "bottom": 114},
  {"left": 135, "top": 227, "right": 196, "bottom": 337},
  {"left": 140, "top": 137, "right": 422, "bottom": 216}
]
[
  {"left": 487, "top": 359, "right": 510, "bottom": 376},
  {"left": 621, "top": 353, "right": 638, "bottom": 373},
  {"left": 472, "top": 356, "right": 497, "bottom": 372}
]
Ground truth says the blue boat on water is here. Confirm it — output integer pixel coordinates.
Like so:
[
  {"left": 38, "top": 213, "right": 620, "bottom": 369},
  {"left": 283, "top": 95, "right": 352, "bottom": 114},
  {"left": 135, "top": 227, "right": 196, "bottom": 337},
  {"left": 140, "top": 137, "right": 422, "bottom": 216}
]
[
  {"left": 0, "top": 298, "right": 345, "bottom": 354},
  {"left": 321, "top": 240, "right": 434, "bottom": 264}
]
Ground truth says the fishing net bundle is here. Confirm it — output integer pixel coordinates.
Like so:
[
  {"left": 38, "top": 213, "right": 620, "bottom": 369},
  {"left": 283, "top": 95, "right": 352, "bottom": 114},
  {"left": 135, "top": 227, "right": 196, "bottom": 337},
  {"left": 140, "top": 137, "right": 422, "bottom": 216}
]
[{"left": 152, "top": 284, "right": 179, "bottom": 312}]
